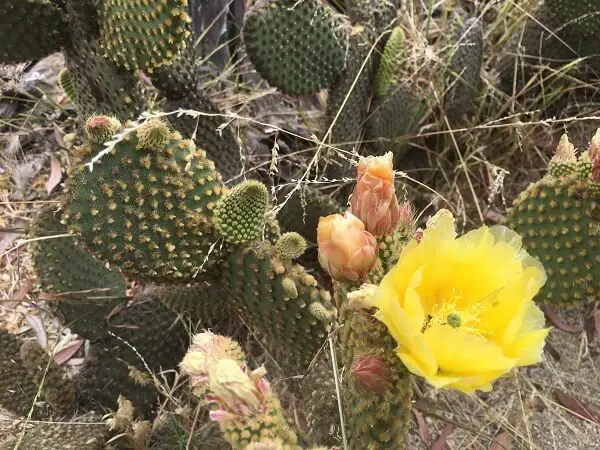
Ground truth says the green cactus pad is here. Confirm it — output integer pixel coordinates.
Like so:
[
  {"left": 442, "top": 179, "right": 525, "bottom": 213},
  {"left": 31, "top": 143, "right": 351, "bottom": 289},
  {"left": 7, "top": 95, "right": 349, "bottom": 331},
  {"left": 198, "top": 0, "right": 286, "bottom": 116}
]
[
  {"left": 78, "top": 296, "right": 187, "bottom": 416},
  {"left": 0, "top": 0, "right": 66, "bottom": 63},
  {"left": 19, "top": 340, "right": 76, "bottom": 415},
  {"left": 58, "top": 68, "right": 78, "bottom": 105},
  {"left": 445, "top": 17, "right": 484, "bottom": 118},
  {"left": 364, "top": 82, "right": 427, "bottom": 159},
  {"left": 220, "top": 241, "right": 335, "bottom": 373},
  {"left": 63, "top": 118, "right": 225, "bottom": 282},
  {"left": 243, "top": 0, "right": 349, "bottom": 94},
  {"left": 100, "top": 0, "right": 191, "bottom": 71},
  {"left": 30, "top": 206, "right": 127, "bottom": 298},
  {"left": 507, "top": 174, "right": 600, "bottom": 304},
  {"left": 276, "top": 186, "right": 343, "bottom": 243},
  {"left": 374, "top": 26, "right": 404, "bottom": 97},
  {"left": 0, "top": 329, "right": 40, "bottom": 418},
  {"left": 344, "top": 0, "right": 400, "bottom": 34},
  {"left": 0, "top": 413, "right": 109, "bottom": 450},
  {"left": 214, "top": 180, "right": 269, "bottom": 244},
  {"left": 143, "top": 282, "right": 236, "bottom": 329},
  {"left": 65, "top": 39, "right": 148, "bottom": 120},
  {"left": 546, "top": 0, "right": 600, "bottom": 39},
  {"left": 325, "top": 31, "right": 376, "bottom": 153}
]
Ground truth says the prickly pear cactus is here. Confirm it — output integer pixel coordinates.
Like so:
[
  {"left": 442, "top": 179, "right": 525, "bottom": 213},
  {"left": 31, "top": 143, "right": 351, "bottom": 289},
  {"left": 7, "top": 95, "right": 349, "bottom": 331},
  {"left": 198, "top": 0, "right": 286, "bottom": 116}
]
[
  {"left": 0, "top": 0, "right": 66, "bottom": 63},
  {"left": 507, "top": 133, "right": 600, "bottom": 304},
  {"left": 100, "top": 0, "right": 191, "bottom": 71},
  {"left": 243, "top": 0, "right": 350, "bottom": 94},
  {"left": 63, "top": 117, "right": 225, "bottom": 282}
]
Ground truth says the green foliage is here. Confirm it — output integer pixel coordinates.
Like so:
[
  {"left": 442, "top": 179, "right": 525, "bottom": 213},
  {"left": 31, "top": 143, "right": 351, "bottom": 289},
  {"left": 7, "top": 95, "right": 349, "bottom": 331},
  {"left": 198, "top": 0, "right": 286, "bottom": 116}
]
[
  {"left": 64, "top": 118, "right": 224, "bottom": 282},
  {"left": 214, "top": 180, "right": 270, "bottom": 244},
  {"left": 0, "top": 0, "right": 66, "bottom": 63},
  {"left": 20, "top": 340, "right": 76, "bottom": 415},
  {"left": 100, "top": 0, "right": 191, "bottom": 71},
  {"left": 507, "top": 141, "right": 600, "bottom": 304},
  {"left": 243, "top": 0, "right": 349, "bottom": 94}
]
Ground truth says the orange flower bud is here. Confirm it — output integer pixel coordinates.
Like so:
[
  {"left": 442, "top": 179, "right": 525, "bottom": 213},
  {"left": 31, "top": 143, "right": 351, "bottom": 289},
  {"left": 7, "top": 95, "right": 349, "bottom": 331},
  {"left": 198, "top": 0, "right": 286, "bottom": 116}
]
[
  {"left": 351, "top": 354, "right": 392, "bottom": 394},
  {"left": 317, "top": 212, "right": 378, "bottom": 282},
  {"left": 350, "top": 152, "right": 400, "bottom": 237}
]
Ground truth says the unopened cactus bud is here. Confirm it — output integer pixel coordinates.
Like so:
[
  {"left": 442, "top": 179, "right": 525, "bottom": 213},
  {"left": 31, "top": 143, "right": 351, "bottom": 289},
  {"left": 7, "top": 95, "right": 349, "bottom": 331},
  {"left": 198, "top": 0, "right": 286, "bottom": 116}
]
[
  {"left": 592, "top": 154, "right": 600, "bottom": 182},
  {"left": 396, "top": 201, "right": 414, "bottom": 235},
  {"left": 554, "top": 134, "right": 577, "bottom": 162},
  {"left": 209, "top": 359, "right": 264, "bottom": 411},
  {"left": 275, "top": 232, "right": 307, "bottom": 259},
  {"left": 317, "top": 212, "right": 378, "bottom": 282},
  {"left": 84, "top": 115, "right": 122, "bottom": 144},
  {"left": 136, "top": 118, "right": 172, "bottom": 149},
  {"left": 588, "top": 129, "right": 600, "bottom": 160},
  {"left": 351, "top": 354, "right": 392, "bottom": 394},
  {"left": 350, "top": 152, "right": 400, "bottom": 237}
]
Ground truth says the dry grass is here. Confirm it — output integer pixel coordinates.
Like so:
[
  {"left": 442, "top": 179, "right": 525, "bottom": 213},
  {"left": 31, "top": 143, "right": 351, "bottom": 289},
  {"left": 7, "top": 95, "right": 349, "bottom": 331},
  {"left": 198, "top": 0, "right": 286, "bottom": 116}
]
[{"left": 1, "top": 0, "right": 600, "bottom": 449}]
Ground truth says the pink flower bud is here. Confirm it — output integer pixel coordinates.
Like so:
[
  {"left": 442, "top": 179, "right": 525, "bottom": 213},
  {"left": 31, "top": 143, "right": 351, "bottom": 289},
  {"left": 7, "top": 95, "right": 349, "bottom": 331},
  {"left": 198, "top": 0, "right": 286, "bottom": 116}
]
[
  {"left": 317, "top": 212, "right": 378, "bottom": 282},
  {"left": 350, "top": 152, "right": 400, "bottom": 237},
  {"left": 592, "top": 155, "right": 600, "bottom": 182},
  {"left": 351, "top": 354, "right": 392, "bottom": 394}
]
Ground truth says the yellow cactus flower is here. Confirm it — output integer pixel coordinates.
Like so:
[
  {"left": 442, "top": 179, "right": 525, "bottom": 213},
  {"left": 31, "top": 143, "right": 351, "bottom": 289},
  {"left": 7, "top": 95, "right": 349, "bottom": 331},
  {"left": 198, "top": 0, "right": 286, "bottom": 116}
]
[{"left": 372, "top": 209, "right": 551, "bottom": 393}]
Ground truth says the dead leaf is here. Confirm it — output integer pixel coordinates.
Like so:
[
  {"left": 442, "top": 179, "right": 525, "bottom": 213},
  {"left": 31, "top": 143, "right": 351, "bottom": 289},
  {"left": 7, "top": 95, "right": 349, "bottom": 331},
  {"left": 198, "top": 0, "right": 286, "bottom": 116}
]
[
  {"left": 54, "top": 339, "right": 83, "bottom": 365},
  {"left": 413, "top": 410, "right": 430, "bottom": 444},
  {"left": 431, "top": 424, "right": 453, "bottom": 450},
  {"left": 53, "top": 123, "right": 65, "bottom": 148},
  {"left": 46, "top": 155, "right": 62, "bottom": 195},
  {"left": 556, "top": 391, "right": 600, "bottom": 425},
  {"left": 584, "top": 305, "right": 600, "bottom": 344},
  {"left": 542, "top": 304, "right": 581, "bottom": 333},
  {"left": 489, "top": 432, "right": 513, "bottom": 450},
  {"left": 12, "top": 281, "right": 30, "bottom": 300},
  {"left": 25, "top": 315, "right": 47, "bottom": 349}
]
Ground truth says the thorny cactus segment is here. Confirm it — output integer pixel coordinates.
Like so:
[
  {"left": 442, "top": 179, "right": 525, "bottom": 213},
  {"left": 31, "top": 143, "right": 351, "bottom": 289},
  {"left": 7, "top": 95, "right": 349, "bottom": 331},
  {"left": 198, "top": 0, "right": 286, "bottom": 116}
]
[
  {"left": 317, "top": 212, "right": 378, "bottom": 282},
  {"left": 58, "top": 67, "right": 78, "bottom": 106},
  {"left": 350, "top": 152, "right": 400, "bottom": 237},
  {"left": 29, "top": 206, "right": 127, "bottom": 299},
  {"left": 445, "top": 17, "right": 484, "bottom": 118},
  {"left": 243, "top": 0, "right": 349, "bottom": 94},
  {"left": 63, "top": 118, "right": 225, "bottom": 282},
  {"left": 100, "top": 0, "right": 191, "bottom": 71},
  {"left": 0, "top": 413, "right": 109, "bottom": 450},
  {"left": 84, "top": 115, "right": 123, "bottom": 144},
  {"left": 0, "top": 0, "right": 66, "bottom": 63},
  {"left": 374, "top": 26, "right": 404, "bottom": 97},
  {"left": 344, "top": 0, "right": 400, "bottom": 34},
  {"left": 275, "top": 232, "right": 307, "bottom": 260},
  {"left": 221, "top": 241, "right": 335, "bottom": 373},
  {"left": 214, "top": 180, "right": 270, "bottom": 244},
  {"left": 19, "top": 340, "right": 76, "bottom": 415},
  {"left": 508, "top": 132, "right": 600, "bottom": 304},
  {"left": 0, "top": 329, "right": 41, "bottom": 418}
]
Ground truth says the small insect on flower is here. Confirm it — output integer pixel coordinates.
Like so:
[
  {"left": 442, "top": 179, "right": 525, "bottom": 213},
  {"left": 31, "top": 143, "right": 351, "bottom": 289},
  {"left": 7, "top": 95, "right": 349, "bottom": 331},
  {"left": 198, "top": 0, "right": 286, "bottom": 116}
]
[{"left": 370, "top": 209, "right": 551, "bottom": 393}]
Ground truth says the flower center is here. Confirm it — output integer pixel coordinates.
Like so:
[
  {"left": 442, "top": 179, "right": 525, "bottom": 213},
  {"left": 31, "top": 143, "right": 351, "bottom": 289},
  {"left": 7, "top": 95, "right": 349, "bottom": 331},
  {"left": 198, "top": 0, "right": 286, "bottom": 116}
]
[{"left": 422, "top": 293, "right": 487, "bottom": 336}]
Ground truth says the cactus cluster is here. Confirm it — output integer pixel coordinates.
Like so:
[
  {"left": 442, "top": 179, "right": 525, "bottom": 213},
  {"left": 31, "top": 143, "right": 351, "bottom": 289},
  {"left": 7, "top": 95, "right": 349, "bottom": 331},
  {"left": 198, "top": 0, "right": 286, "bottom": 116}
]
[{"left": 507, "top": 132, "right": 600, "bottom": 304}]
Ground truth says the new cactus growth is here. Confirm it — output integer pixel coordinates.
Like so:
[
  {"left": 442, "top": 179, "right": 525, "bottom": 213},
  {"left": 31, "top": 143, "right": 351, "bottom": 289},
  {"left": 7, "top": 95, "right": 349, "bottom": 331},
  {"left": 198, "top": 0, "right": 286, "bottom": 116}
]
[
  {"left": 214, "top": 180, "right": 270, "bottom": 244},
  {"left": 507, "top": 132, "right": 600, "bottom": 304}
]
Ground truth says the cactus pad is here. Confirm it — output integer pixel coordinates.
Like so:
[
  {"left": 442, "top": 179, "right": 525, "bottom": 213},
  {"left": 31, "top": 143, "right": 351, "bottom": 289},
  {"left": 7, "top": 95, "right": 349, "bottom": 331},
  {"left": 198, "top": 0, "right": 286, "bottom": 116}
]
[
  {"left": 0, "top": 0, "right": 66, "bottom": 63},
  {"left": 507, "top": 175, "right": 599, "bottom": 304},
  {"left": 214, "top": 180, "right": 269, "bottom": 244},
  {"left": 100, "top": 0, "right": 191, "bottom": 71},
  {"left": 243, "top": 0, "right": 349, "bottom": 94},
  {"left": 20, "top": 340, "right": 76, "bottom": 415},
  {"left": 365, "top": 83, "right": 427, "bottom": 158},
  {"left": 374, "top": 26, "right": 404, "bottom": 97},
  {"left": 63, "top": 118, "right": 225, "bottom": 282},
  {"left": 445, "top": 17, "right": 484, "bottom": 118},
  {"left": 220, "top": 242, "right": 336, "bottom": 372},
  {"left": 58, "top": 68, "right": 78, "bottom": 106}
]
